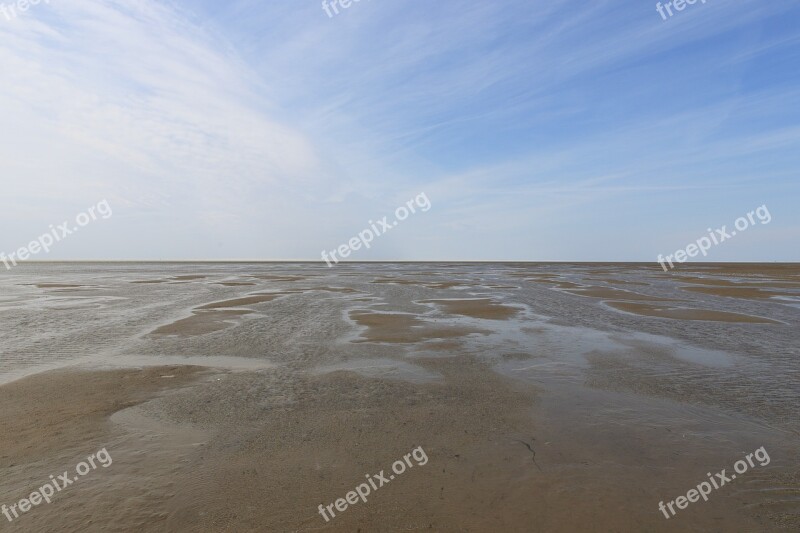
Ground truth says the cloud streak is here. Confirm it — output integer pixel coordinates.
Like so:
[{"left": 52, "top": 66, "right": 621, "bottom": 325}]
[{"left": 1, "top": 0, "right": 798, "bottom": 260}]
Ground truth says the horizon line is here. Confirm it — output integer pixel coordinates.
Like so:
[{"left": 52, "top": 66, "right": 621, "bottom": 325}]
[{"left": 7, "top": 260, "right": 799, "bottom": 265}]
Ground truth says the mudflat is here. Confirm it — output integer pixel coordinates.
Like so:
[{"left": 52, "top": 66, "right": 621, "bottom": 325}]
[{"left": 0, "top": 262, "right": 798, "bottom": 532}]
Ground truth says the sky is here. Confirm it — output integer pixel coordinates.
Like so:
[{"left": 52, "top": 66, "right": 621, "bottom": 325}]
[{"left": 1, "top": 0, "right": 798, "bottom": 262}]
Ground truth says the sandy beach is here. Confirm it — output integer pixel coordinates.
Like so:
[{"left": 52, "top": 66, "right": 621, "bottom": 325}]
[{"left": 1, "top": 262, "right": 798, "bottom": 531}]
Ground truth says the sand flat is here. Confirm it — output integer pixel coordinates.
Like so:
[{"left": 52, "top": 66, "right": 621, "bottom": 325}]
[
  {"left": 0, "top": 366, "right": 206, "bottom": 465},
  {"left": 370, "top": 278, "right": 473, "bottom": 289},
  {"left": 307, "top": 286, "right": 362, "bottom": 293},
  {"left": 31, "top": 283, "right": 87, "bottom": 289},
  {"left": 250, "top": 274, "right": 308, "bottom": 281},
  {"left": 151, "top": 309, "right": 253, "bottom": 336},
  {"left": 586, "top": 278, "right": 651, "bottom": 286},
  {"left": 561, "top": 286, "right": 677, "bottom": 301},
  {"left": 605, "top": 301, "right": 782, "bottom": 323},
  {"left": 0, "top": 355, "right": 786, "bottom": 532},
  {"left": 680, "top": 285, "right": 796, "bottom": 300},
  {"left": 1, "top": 262, "right": 797, "bottom": 531},
  {"left": 535, "top": 279, "right": 585, "bottom": 289},
  {"left": 673, "top": 277, "right": 743, "bottom": 286},
  {"left": 197, "top": 295, "right": 279, "bottom": 309},
  {"left": 196, "top": 293, "right": 289, "bottom": 310},
  {"left": 349, "top": 310, "right": 488, "bottom": 343},
  {"left": 420, "top": 297, "right": 521, "bottom": 320}
]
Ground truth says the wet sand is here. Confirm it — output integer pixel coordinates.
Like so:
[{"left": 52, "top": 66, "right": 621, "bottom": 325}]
[
  {"left": 151, "top": 309, "right": 254, "bottom": 336},
  {"left": 0, "top": 366, "right": 206, "bottom": 465},
  {"left": 348, "top": 310, "right": 488, "bottom": 343},
  {"left": 419, "top": 298, "right": 522, "bottom": 320},
  {"left": 560, "top": 286, "right": 677, "bottom": 301},
  {"left": 605, "top": 301, "right": 783, "bottom": 324},
  {"left": 0, "top": 263, "right": 798, "bottom": 532},
  {"left": 680, "top": 285, "right": 792, "bottom": 300}
]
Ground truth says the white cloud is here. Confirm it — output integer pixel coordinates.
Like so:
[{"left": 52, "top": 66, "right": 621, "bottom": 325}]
[{"left": 0, "top": 0, "right": 333, "bottom": 232}]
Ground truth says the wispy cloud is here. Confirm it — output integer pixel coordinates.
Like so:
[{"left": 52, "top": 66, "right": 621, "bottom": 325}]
[{"left": 1, "top": 0, "right": 798, "bottom": 260}]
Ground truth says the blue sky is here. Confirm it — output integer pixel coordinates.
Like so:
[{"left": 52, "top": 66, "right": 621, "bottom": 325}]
[{"left": 1, "top": 0, "right": 798, "bottom": 261}]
